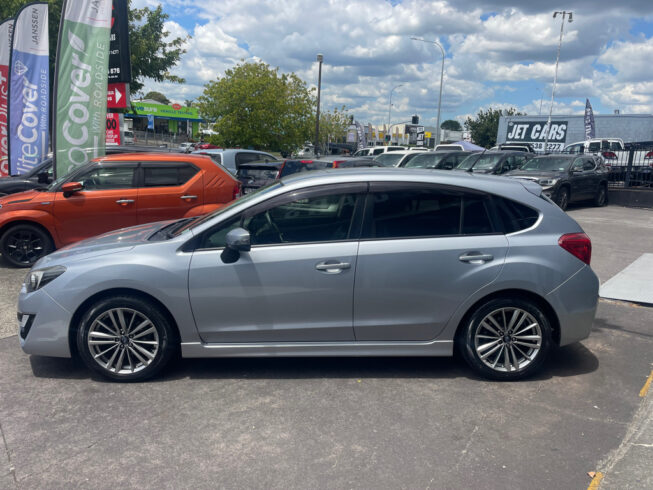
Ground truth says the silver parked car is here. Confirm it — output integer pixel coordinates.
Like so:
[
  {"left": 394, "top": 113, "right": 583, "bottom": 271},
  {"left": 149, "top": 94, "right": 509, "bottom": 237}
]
[
  {"left": 191, "top": 148, "right": 278, "bottom": 174},
  {"left": 18, "top": 169, "right": 599, "bottom": 381}
]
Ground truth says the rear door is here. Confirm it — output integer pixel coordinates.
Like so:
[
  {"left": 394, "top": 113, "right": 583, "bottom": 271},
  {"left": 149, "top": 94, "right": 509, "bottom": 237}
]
[
  {"left": 53, "top": 163, "right": 138, "bottom": 245},
  {"left": 353, "top": 183, "right": 508, "bottom": 341},
  {"left": 136, "top": 162, "right": 202, "bottom": 224}
]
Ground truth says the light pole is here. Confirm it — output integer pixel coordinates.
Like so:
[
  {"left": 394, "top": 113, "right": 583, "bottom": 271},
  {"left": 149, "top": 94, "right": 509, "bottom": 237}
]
[
  {"left": 388, "top": 84, "right": 403, "bottom": 143},
  {"left": 544, "top": 11, "right": 573, "bottom": 152},
  {"left": 314, "top": 53, "right": 323, "bottom": 156},
  {"left": 411, "top": 37, "right": 444, "bottom": 146}
]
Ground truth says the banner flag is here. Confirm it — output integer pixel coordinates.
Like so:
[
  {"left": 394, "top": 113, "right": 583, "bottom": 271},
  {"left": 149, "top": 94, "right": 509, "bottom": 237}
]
[
  {"left": 584, "top": 98, "right": 595, "bottom": 140},
  {"left": 8, "top": 3, "right": 49, "bottom": 176},
  {"left": 0, "top": 19, "right": 14, "bottom": 177},
  {"left": 355, "top": 120, "right": 366, "bottom": 150},
  {"left": 53, "top": 0, "right": 112, "bottom": 178}
]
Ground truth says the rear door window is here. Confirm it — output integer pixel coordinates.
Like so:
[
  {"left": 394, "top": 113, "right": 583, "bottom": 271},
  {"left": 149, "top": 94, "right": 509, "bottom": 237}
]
[{"left": 142, "top": 164, "right": 199, "bottom": 187}]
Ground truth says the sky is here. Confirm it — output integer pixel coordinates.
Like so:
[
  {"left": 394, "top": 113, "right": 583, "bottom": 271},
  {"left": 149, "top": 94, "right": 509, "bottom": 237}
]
[{"left": 133, "top": 0, "right": 653, "bottom": 128}]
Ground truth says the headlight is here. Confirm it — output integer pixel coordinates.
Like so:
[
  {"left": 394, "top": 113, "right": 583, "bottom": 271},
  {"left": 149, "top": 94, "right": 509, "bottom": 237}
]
[
  {"left": 538, "top": 178, "right": 559, "bottom": 186},
  {"left": 24, "top": 266, "right": 66, "bottom": 292}
]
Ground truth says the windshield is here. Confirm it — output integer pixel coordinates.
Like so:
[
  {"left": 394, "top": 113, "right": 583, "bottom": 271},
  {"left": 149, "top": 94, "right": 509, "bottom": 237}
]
[
  {"left": 404, "top": 153, "right": 447, "bottom": 168},
  {"left": 457, "top": 153, "right": 502, "bottom": 170},
  {"left": 520, "top": 157, "right": 573, "bottom": 172},
  {"left": 171, "top": 182, "right": 284, "bottom": 237},
  {"left": 374, "top": 153, "right": 404, "bottom": 166}
]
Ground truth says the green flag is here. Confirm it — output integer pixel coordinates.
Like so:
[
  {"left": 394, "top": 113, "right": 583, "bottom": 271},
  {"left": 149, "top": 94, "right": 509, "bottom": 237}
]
[{"left": 53, "top": 0, "right": 112, "bottom": 178}]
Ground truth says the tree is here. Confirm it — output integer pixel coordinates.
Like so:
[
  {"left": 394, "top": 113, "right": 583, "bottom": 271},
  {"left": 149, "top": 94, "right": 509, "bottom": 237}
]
[
  {"left": 144, "top": 91, "right": 171, "bottom": 105},
  {"left": 197, "top": 61, "right": 315, "bottom": 154},
  {"left": 0, "top": 1, "right": 187, "bottom": 94},
  {"left": 465, "top": 107, "right": 525, "bottom": 148},
  {"left": 440, "top": 119, "right": 462, "bottom": 131},
  {"left": 317, "top": 106, "right": 351, "bottom": 152}
]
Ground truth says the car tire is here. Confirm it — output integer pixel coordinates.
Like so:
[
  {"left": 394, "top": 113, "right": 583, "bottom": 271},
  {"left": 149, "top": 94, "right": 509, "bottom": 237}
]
[
  {"left": 458, "top": 297, "right": 553, "bottom": 381},
  {"left": 76, "top": 295, "right": 178, "bottom": 382},
  {"left": 556, "top": 187, "right": 569, "bottom": 211},
  {"left": 0, "top": 224, "right": 54, "bottom": 268},
  {"left": 593, "top": 184, "right": 608, "bottom": 207}
]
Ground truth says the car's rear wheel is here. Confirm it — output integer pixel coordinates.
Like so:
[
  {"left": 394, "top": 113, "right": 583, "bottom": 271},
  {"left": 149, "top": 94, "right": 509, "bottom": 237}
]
[
  {"left": 0, "top": 224, "right": 54, "bottom": 267},
  {"left": 593, "top": 184, "right": 608, "bottom": 207},
  {"left": 555, "top": 187, "right": 569, "bottom": 211},
  {"left": 459, "top": 297, "right": 553, "bottom": 381},
  {"left": 76, "top": 295, "right": 178, "bottom": 381}
]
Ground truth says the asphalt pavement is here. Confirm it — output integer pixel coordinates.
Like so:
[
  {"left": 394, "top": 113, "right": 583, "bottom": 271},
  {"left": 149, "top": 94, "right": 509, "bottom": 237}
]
[{"left": 0, "top": 203, "right": 651, "bottom": 489}]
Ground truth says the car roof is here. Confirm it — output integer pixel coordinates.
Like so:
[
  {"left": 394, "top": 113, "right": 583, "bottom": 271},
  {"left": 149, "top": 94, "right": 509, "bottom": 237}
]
[{"left": 96, "top": 152, "right": 215, "bottom": 165}]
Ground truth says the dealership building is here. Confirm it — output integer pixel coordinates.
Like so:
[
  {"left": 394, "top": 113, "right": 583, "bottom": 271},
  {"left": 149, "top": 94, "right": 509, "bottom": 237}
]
[
  {"left": 125, "top": 100, "right": 203, "bottom": 138},
  {"left": 497, "top": 114, "right": 653, "bottom": 151}
]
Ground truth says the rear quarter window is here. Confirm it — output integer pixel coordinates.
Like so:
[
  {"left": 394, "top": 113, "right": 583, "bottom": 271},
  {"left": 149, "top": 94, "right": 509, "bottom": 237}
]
[{"left": 493, "top": 196, "right": 539, "bottom": 233}]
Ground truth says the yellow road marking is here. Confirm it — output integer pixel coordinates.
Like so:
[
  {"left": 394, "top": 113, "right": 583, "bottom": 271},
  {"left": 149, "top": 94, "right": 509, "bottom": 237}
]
[
  {"left": 640, "top": 370, "right": 653, "bottom": 398},
  {"left": 587, "top": 472, "right": 604, "bottom": 489}
]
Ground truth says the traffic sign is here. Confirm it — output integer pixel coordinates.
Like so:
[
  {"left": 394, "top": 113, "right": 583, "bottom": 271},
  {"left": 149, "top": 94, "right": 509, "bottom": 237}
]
[{"left": 107, "top": 82, "right": 128, "bottom": 108}]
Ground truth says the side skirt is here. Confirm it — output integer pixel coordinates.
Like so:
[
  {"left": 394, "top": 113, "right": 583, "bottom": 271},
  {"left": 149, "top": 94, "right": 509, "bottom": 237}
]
[{"left": 180, "top": 340, "right": 454, "bottom": 358}]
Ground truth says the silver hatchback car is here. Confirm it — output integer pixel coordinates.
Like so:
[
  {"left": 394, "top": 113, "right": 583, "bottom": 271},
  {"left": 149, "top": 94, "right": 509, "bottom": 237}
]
[{"left": 18, "top": 169, "right": 599, "bottom": 381}]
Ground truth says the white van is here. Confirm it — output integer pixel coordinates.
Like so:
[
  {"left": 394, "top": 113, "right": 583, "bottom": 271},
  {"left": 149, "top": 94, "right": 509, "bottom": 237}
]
[{"left": 353, "top": 146, "right": 406, "bottom": 157}]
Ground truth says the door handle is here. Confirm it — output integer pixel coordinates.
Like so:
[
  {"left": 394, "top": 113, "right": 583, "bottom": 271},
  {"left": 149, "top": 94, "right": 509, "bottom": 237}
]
[
  {"left": 315, "top": 261, "right": 351, "bottom": 273},
  {"left": 459, "top": 252, "right": 494, "bottom": 264},
  {"left": 181, "top": 195, "right": 197, "bottom": 200},
  {"left": 116, "top": 199, "right": 135, "bottom": 205}
]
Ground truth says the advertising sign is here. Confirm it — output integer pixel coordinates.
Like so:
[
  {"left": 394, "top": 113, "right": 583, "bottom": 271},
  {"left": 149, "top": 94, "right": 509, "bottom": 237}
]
[
  {"left": 106, "top": 112, "right": 120, "bottom": 145},
  {"left": 8, "top": 3, "right": 49, "bottom": 175},
  {"left": 53, "top": 0, "right": 112, "bottom": 178},
  {"left": 505, "top": 120, "right": 568, "bottom": 152},
  {"left": 584, "top": 99, "right": 595, "bottom": 140},
  {"left": 108, "top": 0, "right": 131, "bottom": 83},
  {"left": 0, "top": 19, "right": 14, "bottom": 177},
  {"left": 406, "top": 124, "right": 425, "bottom": 146},
  {"left": 131, "top": 101, "right": 200, "bottom": 119},
  {"left": 107, "top": 82, "right": 127, "bottom": 108}
]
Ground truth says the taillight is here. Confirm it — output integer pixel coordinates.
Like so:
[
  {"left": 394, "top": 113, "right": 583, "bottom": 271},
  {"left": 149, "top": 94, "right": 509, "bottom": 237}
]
[
  {"left": 645, "top": 151, "right": 653, "bottom": 160},
  {"left": 559, "top": 233, "right": 591, "bottom": 265},
  {"left": 332, "top": 160, "right": 346, "bottom": 168},
  {"left": 232, "top": 181, "right": 241, "bottom": 200},
  {"left": 277, "top": 161, "right": 286, "bottom": 179},
  {"left": 300, "top": 160, "right": 314, "bottom": 163},
  {"left": 601, "top": 151, "right": 617, "bottom": 160}
]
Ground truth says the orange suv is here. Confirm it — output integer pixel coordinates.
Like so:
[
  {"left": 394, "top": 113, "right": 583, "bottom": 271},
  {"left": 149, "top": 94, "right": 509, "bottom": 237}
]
[{"left": 0, "top": 153, "right": 241, "bottom": 267}]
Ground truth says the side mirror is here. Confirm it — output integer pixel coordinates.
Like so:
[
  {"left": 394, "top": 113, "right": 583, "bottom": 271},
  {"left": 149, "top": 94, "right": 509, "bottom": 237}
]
[
  {"left": 61, "top": 182, "right": 83, "bottom": 197},
  {"left": 221, "top": 227, "right": 251, "bottom": 264},
  {"left": 37, "top": 172, "right": 50, "bottom": 184}
]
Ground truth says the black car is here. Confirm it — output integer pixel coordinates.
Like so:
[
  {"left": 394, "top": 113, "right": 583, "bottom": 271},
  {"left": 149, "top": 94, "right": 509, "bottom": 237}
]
[
  {"left": 400, "top": 151, "right": 474, "bottom": 170},
  {"left": 278, "top": 157, "right": 382, "bottom": 179},
  {"left": 505, "top": 155, "right": 609, "bottom": 210},
  {"left": 454, "top": 151, "right": 532, "bottom": 175},
  {"left": 0, "top": 146, "right": 182, "bottom": 196},
  {"left": 237, "top": 160, "right": 283, "bottom": 194}
]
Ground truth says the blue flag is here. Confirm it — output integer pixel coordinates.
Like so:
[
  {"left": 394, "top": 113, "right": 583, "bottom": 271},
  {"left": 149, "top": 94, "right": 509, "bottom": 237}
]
[
  {"left": 8, "top": 2, "right": 49, "bottom": 175},
  {"left": 584, "top": 98, "right": 595, "bottom": 140}
]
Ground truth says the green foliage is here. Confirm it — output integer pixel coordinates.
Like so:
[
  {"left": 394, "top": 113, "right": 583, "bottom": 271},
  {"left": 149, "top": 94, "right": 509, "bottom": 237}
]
[
  {"left": 197, "top": 61, "right": 315, "bottom": 153},
  {"left": 1, "top": 1, "right": 187, "bottom": 94},
  {"left": 464, "top": 107, "right": 525, "bottom": 148},
  {"left": 317, "top": 106, "right": 352, "bottom": 149},
  {"left": 440, "top": 119, "right": 462, "bottom": 131},
  {"left": 144, "top": 91, "right": 171, "bottom": 105},
  {"left": 128, "top": 4, "right": 188, "bottom": 93}
]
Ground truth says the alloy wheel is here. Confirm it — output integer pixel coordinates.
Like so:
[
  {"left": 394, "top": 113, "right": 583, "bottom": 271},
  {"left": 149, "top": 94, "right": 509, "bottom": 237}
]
[
  {"left": 87, "top": 308, "right": 160, "bottom": 375},
  {"left": 473, "top": 307, "right": 543, "bottom": 373},
  {"left": 4, "top": 229, "right": 46, "bottom": 265}
]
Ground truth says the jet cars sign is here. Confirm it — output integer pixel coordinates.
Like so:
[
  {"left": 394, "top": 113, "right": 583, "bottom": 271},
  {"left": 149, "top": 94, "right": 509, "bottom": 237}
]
[{"left": 506, "top": 120, "right": 568, "bottom": 152}]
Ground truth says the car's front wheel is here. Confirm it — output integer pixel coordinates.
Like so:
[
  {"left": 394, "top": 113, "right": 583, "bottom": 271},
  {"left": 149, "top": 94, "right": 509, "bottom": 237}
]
[
  {"left": 0, "top": 224, "right": 54, "bottom": 267},
  {"left": 76, "top": 295, "right": 178, "bottom": 381},
  {"left": 459, "top": 297, "right": 553, "bottom": 381}
]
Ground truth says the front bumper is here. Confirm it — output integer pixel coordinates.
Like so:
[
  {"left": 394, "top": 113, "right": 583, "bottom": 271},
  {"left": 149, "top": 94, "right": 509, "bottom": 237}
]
[
  {"left": 546, "top": 265, "right": 599, "bottom": 346},
  {"left": 18, "top": 285, "right": 73, "bottom": 358}
]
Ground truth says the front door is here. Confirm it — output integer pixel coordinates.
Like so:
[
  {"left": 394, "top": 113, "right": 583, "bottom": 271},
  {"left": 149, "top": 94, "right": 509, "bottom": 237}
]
[
  {"left": 188, "top": 184, "right": 366, "bottom": 343},
  {"left": 353, "top": 183, "right": 508, "bottom": 341},
  {"left": 53, "top": 164, "right": 138, "bottom": 245}
]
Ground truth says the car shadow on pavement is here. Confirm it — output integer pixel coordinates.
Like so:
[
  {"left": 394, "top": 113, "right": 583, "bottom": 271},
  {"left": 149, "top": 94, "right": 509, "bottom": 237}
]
[{"left": 27, "top": 341, "right": 599, "bottom": 383}]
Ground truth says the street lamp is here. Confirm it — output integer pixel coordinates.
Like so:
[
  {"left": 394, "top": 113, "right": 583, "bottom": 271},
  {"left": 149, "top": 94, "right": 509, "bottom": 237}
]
[
  {"left": 544, "top": 11, "right": 573, "bottom": 152},
  {"left": 411, "top": 37, "right": 445, "bottom": 146},
  {"left": 388, "top": 84, "right": 403, "bottom": 143},
  {"left": 314, "top": 53, "right": 323, "bottom": 156}
]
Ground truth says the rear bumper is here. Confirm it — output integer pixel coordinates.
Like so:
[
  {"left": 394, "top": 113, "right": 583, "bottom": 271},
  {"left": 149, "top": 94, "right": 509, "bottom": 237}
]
[{"left": 546, "top": 265, "right": 599, "bottom": 346}]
